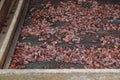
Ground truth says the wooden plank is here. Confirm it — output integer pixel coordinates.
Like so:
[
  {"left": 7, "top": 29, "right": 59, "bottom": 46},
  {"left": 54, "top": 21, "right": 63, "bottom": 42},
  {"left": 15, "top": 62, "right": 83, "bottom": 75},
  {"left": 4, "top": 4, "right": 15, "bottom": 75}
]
[
  {"left": 0, "top": 0, "right": 16, "bottom": 48},
  {"left": 0, "top": 0, "right": 25, "bottom": 68},
  {"left": 0, "top": 69, "right": 120, "bottom": 80},
  {"left": 0, "top": 0, "right": 5, "bottom": 10},
  {"left": 3, "top": 0, "right": 30, "bottom": 69},
  {"left": 0, "top": 0, "right": 13, "bottom": 32}
]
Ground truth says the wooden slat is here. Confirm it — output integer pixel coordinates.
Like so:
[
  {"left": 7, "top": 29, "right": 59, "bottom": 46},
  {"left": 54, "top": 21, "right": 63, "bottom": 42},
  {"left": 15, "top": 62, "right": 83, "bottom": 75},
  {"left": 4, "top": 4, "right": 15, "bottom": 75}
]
[
  {"left": 0, "top": 0, "right": 25, "bottom": 68},
  {"left": 0, "top": 69, "right": 120, "bottom": 80},
  {"left": 0, "top": 0, "right": 13, "bottom": 32},
  {"left": 3, "top": 0, "right": 29, "bottom": 69}
]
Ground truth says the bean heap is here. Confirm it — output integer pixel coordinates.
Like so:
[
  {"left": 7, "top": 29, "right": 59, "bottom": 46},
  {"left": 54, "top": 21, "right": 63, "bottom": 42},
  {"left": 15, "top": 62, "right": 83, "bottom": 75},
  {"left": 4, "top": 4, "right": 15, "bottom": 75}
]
[{"left": 9, "top": 0, "right": 120, "bottom": 69}]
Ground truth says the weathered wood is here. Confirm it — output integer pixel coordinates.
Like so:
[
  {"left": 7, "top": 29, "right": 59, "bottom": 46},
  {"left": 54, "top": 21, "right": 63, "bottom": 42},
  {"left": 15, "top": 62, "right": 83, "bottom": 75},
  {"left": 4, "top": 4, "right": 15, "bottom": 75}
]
[
  {"left": 3, "top": 0, "right": 29, "bottom": 69},
  {"left": 0, "top": 69, "right": 120, "bottom": 80},
  {"left": 0, "top": 0, "right": 13, "bottom": 32},
  {"left": 0, "top": 0, "right": 25, "bottom": 68}
]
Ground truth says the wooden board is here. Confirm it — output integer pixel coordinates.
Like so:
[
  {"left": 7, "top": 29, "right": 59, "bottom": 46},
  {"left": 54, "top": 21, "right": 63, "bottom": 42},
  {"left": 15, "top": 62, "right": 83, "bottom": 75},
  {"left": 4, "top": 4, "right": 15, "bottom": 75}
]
[
  {"left": 0, "top": 0, "right": 25, "bottom": 68},
  {"left": 0, "top": 0, "right": 13, "bottom": 32},
  {"left": 0, "top": 69, "right": 120, "bottom": 80}
]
